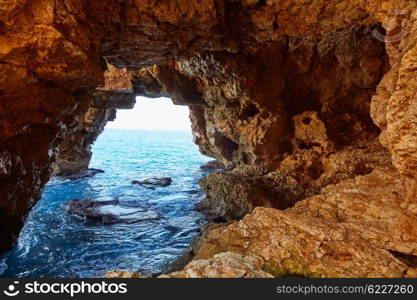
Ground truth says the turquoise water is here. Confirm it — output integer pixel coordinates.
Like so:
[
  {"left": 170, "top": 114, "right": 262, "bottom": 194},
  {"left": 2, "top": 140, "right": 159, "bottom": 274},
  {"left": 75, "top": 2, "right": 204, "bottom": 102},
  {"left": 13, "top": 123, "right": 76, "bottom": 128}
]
[{"left": 0, "top": 129, "right": 212, "bottom": 278}]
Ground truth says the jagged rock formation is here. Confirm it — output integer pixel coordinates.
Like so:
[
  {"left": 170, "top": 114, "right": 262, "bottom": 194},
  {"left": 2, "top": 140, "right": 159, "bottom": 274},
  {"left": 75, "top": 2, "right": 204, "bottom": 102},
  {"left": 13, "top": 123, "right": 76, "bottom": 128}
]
[
  {"left": 52, "top": 64, "right": 135, "bottom": 175},
  {"left": 52, "top": 90, "right": 135, "bottom": 175},
  {"left": 1, "top": 0, "right": 417, "bottom": 277},
  {"left": 194, "top": 206, "right": 417, "bottom": 278}
]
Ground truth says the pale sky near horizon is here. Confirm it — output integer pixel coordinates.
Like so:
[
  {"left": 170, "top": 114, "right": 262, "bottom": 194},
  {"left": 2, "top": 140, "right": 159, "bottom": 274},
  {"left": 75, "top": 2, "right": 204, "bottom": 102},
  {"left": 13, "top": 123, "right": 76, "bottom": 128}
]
[{"left": 106, "top": 96, "right": 192, "bottom": 131}]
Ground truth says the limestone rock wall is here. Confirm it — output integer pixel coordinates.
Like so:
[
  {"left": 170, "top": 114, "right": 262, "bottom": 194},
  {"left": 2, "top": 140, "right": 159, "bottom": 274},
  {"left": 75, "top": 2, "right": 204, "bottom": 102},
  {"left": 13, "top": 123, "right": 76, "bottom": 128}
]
[
  {"left": 1, "top": 0, "right": 417, "bottom": 277},
  {"left": 52, "top": 90, "right": 135, "bottom": 176},
  {"left": 194, "top": 167, "right": 417, "bottom": 278},
  {"left": 52, "top": 63, "right": 136, "bottom": 175}
]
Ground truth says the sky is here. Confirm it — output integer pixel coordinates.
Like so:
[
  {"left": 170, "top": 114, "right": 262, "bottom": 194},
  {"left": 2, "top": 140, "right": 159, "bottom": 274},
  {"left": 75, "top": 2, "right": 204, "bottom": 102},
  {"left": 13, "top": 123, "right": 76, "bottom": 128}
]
[{"left": 106, "top": 96, "right": 192, "bottom": 131}]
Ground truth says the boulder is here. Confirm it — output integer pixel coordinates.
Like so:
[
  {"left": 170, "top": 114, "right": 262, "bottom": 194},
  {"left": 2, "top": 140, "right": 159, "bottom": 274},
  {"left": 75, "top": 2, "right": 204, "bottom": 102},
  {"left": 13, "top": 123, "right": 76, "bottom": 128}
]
[
  {"left": 65, "top": 199, "right": 161, "bottom": 225},
  {"left": 131, "top": 177, "right": 172, "bottom": 187}
]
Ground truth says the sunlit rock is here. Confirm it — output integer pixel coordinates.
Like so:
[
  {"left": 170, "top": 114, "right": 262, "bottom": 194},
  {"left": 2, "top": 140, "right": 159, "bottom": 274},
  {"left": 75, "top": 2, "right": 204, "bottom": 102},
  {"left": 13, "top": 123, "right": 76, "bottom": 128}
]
[
  {"left": 131, "top": 177, "right": 172, "bottom": 187},
  {"left": 66, "top": 199, "right": 161, "bottom": 225}
]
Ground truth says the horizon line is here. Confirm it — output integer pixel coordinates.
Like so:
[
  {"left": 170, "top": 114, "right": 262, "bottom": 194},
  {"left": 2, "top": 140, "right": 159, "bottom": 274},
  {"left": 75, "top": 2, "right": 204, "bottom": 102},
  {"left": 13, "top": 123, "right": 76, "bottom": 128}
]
[{"left": 105, "top": 127, "right": 192, "bottom": 132}]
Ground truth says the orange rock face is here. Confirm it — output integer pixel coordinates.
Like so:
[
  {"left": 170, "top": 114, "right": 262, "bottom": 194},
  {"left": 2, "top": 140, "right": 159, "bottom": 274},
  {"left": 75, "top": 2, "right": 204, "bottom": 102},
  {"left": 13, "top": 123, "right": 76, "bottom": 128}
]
[
  {"left": 194, "top": 168, "right": 417, "bottom": 278},
  {"left": 1, "top": 0, "right": 417, "bottom": 277}
]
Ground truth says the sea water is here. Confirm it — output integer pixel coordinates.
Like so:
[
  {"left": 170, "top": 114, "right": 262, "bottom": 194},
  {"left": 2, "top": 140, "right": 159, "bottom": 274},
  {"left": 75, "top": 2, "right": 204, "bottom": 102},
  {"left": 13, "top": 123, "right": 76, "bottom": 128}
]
[{"left": 0, "top": 129, "right": 212, "bottom": 278}]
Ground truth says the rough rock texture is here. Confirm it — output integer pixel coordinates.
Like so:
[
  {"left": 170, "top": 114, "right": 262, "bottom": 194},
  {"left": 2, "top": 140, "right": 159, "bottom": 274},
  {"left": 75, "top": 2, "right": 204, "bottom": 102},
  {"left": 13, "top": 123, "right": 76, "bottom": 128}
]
[
  {"left": 190, "top": 166, "right": 417, "bottom": 278},
  {"left": 58, "top": 168, "right": 104, "bottom": 180},
  {"left": 2, "top": 0, "right": 417, "bottom": 277},
  {"left": 195, "top": 205, "right": 417, "bottom": 278},
  {"left": 161, "top": 252, "right": 274, "bottom": 278},
  {"left": 289, "top": 167, "right": 417, "bottom": 257},
  {"left": 200, "top": 160, "right": 225, "bottom": 170},
  {"left": 104, "top": 271, "right": 150, "bottom": 278},
  {"left": 105, "top": 252, "right": 273, "bottom": 278}
]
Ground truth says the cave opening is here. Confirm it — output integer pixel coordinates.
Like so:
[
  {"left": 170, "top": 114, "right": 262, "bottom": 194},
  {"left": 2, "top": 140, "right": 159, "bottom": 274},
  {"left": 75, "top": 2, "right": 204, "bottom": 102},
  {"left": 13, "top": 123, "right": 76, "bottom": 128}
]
[{"left": 0, "top": 96, "right": 215, "bottom": 278}]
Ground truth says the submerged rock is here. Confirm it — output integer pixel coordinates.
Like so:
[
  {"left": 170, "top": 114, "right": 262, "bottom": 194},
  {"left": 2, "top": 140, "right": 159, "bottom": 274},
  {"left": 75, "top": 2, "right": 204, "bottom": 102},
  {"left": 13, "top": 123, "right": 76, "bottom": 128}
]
[
  {"left": 56, "top": 168, "right": 104, "bottom": 180},
  {"left": 131, "top": 177, "right": 172, "bottom": 187},
  {"left": 65, "top": 199, "right": 160, "bottom": 225},
  {"left": 161, "top": 248, "right": 195, "bottom": 274}
]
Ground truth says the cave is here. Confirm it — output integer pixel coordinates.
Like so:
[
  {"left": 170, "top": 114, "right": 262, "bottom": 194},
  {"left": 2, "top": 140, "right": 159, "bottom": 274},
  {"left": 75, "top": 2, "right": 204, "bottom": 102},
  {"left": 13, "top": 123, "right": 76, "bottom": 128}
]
[{"left": 2, "top": 0, "right": 417, "bottom": 278}]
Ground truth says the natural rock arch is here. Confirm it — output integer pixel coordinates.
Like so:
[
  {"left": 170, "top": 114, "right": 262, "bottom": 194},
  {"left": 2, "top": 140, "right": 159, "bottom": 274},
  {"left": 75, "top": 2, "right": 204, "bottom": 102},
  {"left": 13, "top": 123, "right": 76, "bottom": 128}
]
[{"left": 1, "top": 0, "right": 417, "bottom": 277}]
